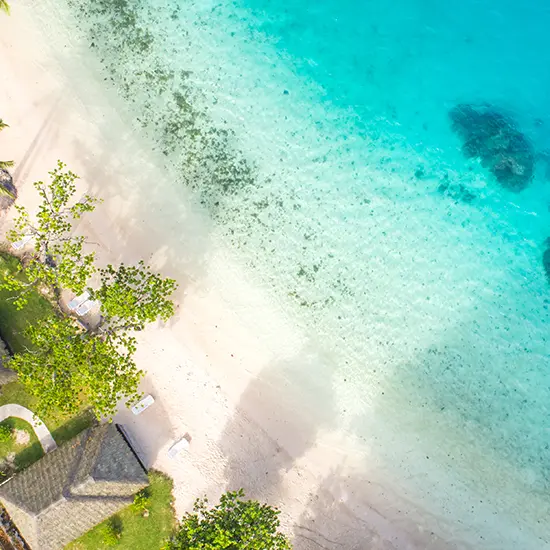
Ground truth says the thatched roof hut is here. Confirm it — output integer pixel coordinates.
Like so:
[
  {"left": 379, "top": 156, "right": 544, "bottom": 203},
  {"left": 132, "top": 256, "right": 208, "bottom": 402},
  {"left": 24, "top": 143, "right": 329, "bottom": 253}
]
[{"left": 0, "top": 423, "right": 148, "bottom": 549}]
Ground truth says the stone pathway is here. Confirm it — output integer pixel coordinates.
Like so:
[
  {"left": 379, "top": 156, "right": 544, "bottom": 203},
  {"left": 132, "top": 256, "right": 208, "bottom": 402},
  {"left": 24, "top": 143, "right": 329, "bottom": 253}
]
[{"left": 0, "top": 404, "right": 57, "bottom": 453}]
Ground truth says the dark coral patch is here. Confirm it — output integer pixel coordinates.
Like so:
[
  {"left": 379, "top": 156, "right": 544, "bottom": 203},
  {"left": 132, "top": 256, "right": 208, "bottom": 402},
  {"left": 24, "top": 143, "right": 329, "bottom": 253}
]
[
  {"left": 437, "top": 179, "right": 476, "bottom": 204},
  {"left": 449, "top": 104, "right": 535, "bottom": 192}
]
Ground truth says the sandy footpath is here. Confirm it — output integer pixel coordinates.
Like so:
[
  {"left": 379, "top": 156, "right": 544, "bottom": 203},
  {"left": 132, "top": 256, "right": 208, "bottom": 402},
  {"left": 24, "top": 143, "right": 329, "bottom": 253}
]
[{"left": 0, "top": 5, "right": 476, "bottom": 550}]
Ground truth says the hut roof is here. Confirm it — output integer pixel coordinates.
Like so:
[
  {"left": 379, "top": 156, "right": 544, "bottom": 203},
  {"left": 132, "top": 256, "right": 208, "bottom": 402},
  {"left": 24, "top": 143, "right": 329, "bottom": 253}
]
[{"left": 0, "top": 423, "right": 147, "bottom": 549}]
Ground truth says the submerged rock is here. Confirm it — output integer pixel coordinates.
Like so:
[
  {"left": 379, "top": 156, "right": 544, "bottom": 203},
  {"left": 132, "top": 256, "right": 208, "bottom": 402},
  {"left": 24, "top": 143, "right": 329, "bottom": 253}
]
[
  {"left": 414, "top": 165, "right": 425, "bottom": 179},
  {"left": 437, "top": 179, "right": 476, "bottom": 204},
  {"left": 449, "top": 104, "right": 535, "bottom": 192}
]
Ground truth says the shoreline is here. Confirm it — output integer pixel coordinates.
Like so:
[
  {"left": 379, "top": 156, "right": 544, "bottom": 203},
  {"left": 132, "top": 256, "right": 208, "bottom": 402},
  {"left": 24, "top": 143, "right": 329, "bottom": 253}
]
[
  {"left": 0, "top": 3, "right": 548, "bottom": 550},
  {"left": 0, "top": 5, "right": 422, "bottom": 548}
]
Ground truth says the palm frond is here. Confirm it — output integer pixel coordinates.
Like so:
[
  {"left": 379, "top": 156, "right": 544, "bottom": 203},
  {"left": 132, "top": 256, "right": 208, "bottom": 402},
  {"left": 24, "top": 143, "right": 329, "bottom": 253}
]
[
  {"left": 0, "top": 1, "right": 9, "bottom": 15},
  {"left": 0, "top": 184, "right": 15, "bottom": 200},
  {"left": 0, "top": 161, "right": 14, "bottom": 170},
  {"left": 0, "top": 120, "right": 8, "bottom": 131}
]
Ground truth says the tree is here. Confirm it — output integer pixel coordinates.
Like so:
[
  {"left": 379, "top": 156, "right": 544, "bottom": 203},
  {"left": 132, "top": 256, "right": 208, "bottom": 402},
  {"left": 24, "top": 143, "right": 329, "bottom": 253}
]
[
  {"left": 94, "top": 261, "right": 177, "bottom": 334},
  {"left": 10, "top": 316, "right": 142, "bottom": 418},
  {"left": 100, "top": 517, "right": 122, "bottom": 546},
  {"left": 4, "top": 162, "right": 177, "bottom": 417},
  {"left": 167, "top": 490, "right": 291, "bottom": 550},
  {"left": 0, "top": 2, "right": 9, "bottom": 15},
  {"left": 5, "top": 161, "right": 99, "bottom": 307}
]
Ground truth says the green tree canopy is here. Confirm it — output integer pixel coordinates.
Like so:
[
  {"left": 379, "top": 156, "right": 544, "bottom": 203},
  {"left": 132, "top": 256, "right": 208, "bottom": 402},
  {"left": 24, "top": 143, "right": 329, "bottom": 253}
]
[
  {"left": 167, "top": 490, "right": 291, "bottom": 550},
  {"left": 4, "top": 162, "right": 177, "bottom": 417},
  {"left": 94, "top": 260, "right": 177, "bottom": 334},
  {"left": 10, "top": 316, "right": 141, "bottom": 417},
  {"left": 5, "top": 161, "right": 99, "bottom": 306}
]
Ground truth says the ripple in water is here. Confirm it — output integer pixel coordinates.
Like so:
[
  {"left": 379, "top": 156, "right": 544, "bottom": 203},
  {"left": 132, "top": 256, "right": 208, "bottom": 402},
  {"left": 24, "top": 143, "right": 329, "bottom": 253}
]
[{"left": 56, "top": 0, "right": 550, "bottom": 546}]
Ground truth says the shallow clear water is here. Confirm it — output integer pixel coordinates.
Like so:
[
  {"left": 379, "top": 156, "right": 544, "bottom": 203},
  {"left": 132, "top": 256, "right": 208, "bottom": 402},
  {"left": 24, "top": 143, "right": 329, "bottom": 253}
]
[{"left": 51, "top": 0, "right": 550, "bottom": 545}]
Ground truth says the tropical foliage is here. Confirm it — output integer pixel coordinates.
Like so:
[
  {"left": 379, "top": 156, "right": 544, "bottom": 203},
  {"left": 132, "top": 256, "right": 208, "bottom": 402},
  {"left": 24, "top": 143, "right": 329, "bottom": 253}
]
[
  {"left": 100, "top": 519, "right": 122, "bottom": 547},
  {"left": 0, "top": 2, "right": 9, "bottom": 16},
  {"left": 0, "top": 423, "right": 12, "bottom": 443},
  {"left": 132, "top": 489, "right": 151, "bottom": 513},
  {"left": 166, "top": 490, "right": 291, "bottom": 550},
  {"left": 94, "top": 261, "right": 177, "bottom": 335},
  {"left": 0, "top": 119, "right": 14, "bottom": 173},
  {"left": 10, "top": 316, "right": 141, "bottom": 417},
  {"left": 4, "top": 162, "right": 177, "bottom": 417},
  {"left": 5, "top": 161, "right": 98, "bottom": 306}
]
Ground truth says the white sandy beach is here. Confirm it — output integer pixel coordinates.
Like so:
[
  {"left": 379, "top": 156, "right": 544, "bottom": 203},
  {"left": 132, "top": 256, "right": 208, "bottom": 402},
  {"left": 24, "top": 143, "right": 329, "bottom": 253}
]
[{"left": 0, "top": 5, "right": 546, "bottom": 550}]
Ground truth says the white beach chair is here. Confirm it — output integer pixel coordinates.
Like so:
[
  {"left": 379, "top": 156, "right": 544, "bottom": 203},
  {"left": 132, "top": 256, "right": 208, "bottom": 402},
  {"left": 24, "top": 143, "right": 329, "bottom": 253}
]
[
  {"left": 167, "top": 436, "right": 190, "bottom": 459},
  {"left": 11, "top": 235, "right": 32, "bottom": 250},
  {"left": 75, "top": 299, "right": 96, "bottom": 316},
  {"left": 131, "top": 394, "right": 155, "bottom": 415},
  {"left": 67, "top": 291, "right": 90, "bottom": 312}
]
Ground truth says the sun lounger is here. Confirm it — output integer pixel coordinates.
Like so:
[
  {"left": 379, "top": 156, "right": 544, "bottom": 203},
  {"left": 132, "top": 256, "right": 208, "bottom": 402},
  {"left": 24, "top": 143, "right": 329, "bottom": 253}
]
[
  {"left": 131, "top": 394, "right": 155, "bottom": 415},
  {"left": 167, "top": 436, "right": 190, "bottom": 459},
  {"left": 67, "top": 291, "right": 90, "bottom": 311},
  {"left": 75, "top": 299, "right": 96, "bottom": 316},
  {"left": 11, "top": 235, "right": 32, "bottom": 250}
]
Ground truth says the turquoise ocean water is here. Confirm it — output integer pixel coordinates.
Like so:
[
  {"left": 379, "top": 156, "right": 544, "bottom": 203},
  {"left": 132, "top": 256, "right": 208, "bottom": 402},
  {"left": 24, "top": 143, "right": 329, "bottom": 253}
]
[{"left": 40, "top": 0, "right": 550, "bottom": 546}]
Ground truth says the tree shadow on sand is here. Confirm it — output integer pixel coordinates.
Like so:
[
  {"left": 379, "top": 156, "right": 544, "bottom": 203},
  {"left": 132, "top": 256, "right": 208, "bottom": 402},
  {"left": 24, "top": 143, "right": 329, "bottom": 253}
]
[
  {"left": 114, "top": 376, "right": 175, "bottom": 468},
  {"left": 214, "top": 343, "right": 338, "bottom": 503}
]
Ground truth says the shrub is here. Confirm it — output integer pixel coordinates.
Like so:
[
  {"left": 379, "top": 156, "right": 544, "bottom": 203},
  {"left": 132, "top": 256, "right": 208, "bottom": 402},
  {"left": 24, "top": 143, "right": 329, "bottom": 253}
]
[
  {"left": 100, "top": 518, "right": 122, "bottom": 547},
  {"left": 0, "top": 423, "right": 13, "bottom": 443},
  {"left": 132, "top": 489, "right": 150, "bottom": 513},
  {"left": 167, "top": 489, "right": 291, "bottom": 550}
]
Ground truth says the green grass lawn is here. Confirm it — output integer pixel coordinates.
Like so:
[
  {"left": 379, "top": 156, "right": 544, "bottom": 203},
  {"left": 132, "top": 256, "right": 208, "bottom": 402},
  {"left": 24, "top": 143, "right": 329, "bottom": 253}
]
[
  {"left": 66, "top": 471, "right": 176, "bottom": 550},
  {"left": 0, "top": 250, "right": 175, "bottom": 547},
  {"left": 0, "top": 381, "right": 95, "bottom": 473},
  {"left": 0, "top": 251, "right": 95, "bottom": 467},
  {"left": 0, "top": 381, "right": 95, "bottom": 448},
  {"left": 0, "top": 417, "right": 43, "bottom": 472},
  {"left": 0, "top": 251, "right": 54, "bottom": 353}
]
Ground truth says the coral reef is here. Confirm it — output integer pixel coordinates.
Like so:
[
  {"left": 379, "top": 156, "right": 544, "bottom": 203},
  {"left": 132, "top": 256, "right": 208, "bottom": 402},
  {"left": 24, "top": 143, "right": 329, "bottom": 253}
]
[{"left": 449, "top": 104, "right": 535, "bottom": 192}]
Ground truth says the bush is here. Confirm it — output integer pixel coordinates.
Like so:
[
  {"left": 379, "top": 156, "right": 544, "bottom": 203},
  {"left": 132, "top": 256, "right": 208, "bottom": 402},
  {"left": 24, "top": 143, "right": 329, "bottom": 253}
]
[
  {"left": 0, "top": 423, "right": 13, "bottom": 443},
  {"left": 167, "top": 489, "right": 291, "bottom": 550},
  {"left": 132, "top": 489, "right": 150, "bottom": 513},
  {"left": 100, "top": 518, "right": 122, "bottom": 547}
]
